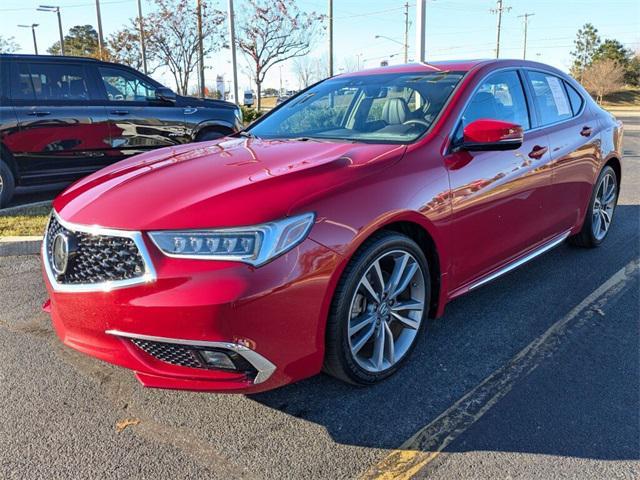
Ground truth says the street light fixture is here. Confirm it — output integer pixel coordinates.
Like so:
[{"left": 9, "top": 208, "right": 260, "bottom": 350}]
[
  {"left": 37, "top": 5, "right": 65, "bottom": 55},
  {"left": 18, "top": 24, "right": 39, "bottom": 55}
]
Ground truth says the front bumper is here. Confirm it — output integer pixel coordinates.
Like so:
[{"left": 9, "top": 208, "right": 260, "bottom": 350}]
[{"left": 43, "top": 228, "right": 340, "bottom": 393}]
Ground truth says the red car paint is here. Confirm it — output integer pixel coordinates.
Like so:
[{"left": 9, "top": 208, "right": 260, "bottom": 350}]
[{"left": 42, "top": 59, "right": 623, "bottom": 393}]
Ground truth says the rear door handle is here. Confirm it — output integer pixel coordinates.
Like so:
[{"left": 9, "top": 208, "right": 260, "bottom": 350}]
[
  {"left": 528, "top": 145, "right": 548, "bottom": 159},
  {"left": 109, "top": 110, "right": 130, "bottom": 115},
  {"left": 26, "top": 111, "right": 51, "bottom": 117},
  {"left": 580, "top": 126, "right": 592, "bottom": 137}
]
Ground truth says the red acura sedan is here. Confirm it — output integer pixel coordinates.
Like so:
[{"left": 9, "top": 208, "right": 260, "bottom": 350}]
[{"left": 42, "top": 60, "right": 623, "bottom": 393}]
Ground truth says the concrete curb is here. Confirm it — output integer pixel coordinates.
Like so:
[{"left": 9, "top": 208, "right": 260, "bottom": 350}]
[
  {"left": 0, "top": 200, "right": 52, "bottom": 216},
  {"left": 0, "top": 236, "right": 42, "bottom": 256}
]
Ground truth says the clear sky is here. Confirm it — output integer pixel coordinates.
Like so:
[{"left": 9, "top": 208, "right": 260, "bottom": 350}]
[{"left": 2, "top": 0, "right": 639, "bottom": 94}]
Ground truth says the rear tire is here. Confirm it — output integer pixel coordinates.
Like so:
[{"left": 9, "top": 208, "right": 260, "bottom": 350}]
[
  {"left": 569, "top": 165, "right": 618, "bottom": 248},
  {"left": 323, "top": 231, "right": 430, "bottom": 386},
  {"left": 0, "top": 160, "right": 15, "bottom": 208}
]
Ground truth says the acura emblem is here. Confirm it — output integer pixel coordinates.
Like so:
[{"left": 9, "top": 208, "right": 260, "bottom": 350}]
[{"left": 52, "top": 232, "right": 71, "bottom": 276}]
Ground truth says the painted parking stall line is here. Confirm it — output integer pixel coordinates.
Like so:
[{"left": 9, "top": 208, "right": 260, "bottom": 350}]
[{"left": 362, "top": 258, "right": 640, "bottom": 480}]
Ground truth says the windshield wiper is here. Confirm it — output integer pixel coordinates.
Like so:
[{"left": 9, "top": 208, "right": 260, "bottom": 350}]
[{"left": 237, "top": 130, "right": 258, "bottom": 139}]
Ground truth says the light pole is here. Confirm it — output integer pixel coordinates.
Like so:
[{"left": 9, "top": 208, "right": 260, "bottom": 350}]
[
  {"left": 227, "top": 0, "right": 239, "bottom": 105},
  {"left": 137, "top": 0, "right": 147, "bottom": 74},
  {"left": 95, "top": 0, "right": 105, "bottom": 59},
  {"left": 37, "top": 6, "right": 65, "bottom": 55},
  {"left": 18, "top": 24, "right": 39, "bottom": 55}
]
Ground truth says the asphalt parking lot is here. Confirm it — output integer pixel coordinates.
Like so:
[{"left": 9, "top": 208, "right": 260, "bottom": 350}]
[{"left": 1, "top": 115, "right": 638, "bottom": 480}]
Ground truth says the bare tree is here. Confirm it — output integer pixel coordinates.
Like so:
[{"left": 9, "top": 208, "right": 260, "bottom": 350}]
[
  {"left": 293, "top": 56, "right": 325, "bottom": 89},
  {"left": 107, "top": 21, "right": 159, "bottom": 74},
  {"left": 0, "top": 35, "right": 19, "bottom": 54},
  {"left": 238, "top": 0, "right": 324, "bottom": 109},
  {"left": 582, "top": 58, "right": 625, "bottom": 104},
  {"left": 145, "top": 0, "right": 225, "bottom": 95}
]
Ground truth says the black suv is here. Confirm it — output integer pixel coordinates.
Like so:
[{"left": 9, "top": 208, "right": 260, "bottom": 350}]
[{"left": 0, "top": 54, "right": 243, "bottom": 206}]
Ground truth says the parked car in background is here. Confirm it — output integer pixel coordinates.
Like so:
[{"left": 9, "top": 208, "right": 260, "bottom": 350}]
[
  {"left": 42, "top": 59, "right": 622, "bottom": 393},
  {"left": 0, "top": 54, "right": 242, "bottom": 206},
  {"left": 276, "top": 95, "right": 291, "bottom": 105},
  {"left": 243, "top": 90, "right": 254, "bottom": 107}
]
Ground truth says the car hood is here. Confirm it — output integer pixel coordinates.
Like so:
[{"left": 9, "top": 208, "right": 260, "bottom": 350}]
[{"left": 54, "top": 138, "right": 406, "bottom": 231}]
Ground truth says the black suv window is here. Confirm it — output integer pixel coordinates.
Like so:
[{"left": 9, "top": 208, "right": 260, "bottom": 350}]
[
  {"left": 463, "top": 70, "right": 530, "bottom": 129},
  {"left": 99, "top": 66, "right": 157, "bottom": 102},
  {"left": 528, "top": 71, "right": 573, "bottom": 125},
  {"left": 11, "top": 62, "right": 90, "bottom": 101},
  {"left": 564, "top": 81, "right": 584, "bottom": 115}
]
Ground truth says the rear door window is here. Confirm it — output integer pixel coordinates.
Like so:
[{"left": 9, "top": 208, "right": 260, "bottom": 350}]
[
  {"left": 11, "top": 62, "right": 91, "bottom": 102},
  {"left": 527, "top": 71, "right": 573, "bottom": 125}
]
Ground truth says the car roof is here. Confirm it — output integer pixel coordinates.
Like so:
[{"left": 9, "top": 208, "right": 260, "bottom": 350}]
[
  {"left": 0, "top": 53, "right": 100, "bottom": 62},
  {"left": 337, "top": 59, "right": 565, "bottom": 77}
]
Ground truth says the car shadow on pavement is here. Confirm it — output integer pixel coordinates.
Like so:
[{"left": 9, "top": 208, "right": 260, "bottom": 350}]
[{"left": 250, "top": 204, "right": 640, "bottom": 462}]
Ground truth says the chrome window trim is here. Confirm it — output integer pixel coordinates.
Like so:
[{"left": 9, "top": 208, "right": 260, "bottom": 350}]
[
  {"left": 42, "top": 210, "right": 157, "bottom": 293},
  {"left": 446, "top": 66, "right": 587, "bottom": 153},
  {"left": 105, "top": 329, "right": 277, "bottom": 384},
  {"left": 523, "top": 67, "right": 586, "bottom": 132}
]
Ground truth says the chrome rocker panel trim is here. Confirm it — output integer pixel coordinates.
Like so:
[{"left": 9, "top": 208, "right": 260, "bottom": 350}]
[
  {"left": 42, "top": 211, "right": 157, "bottom": 293},
  {"left": 105, "top": 329, "right": 277, "bottom": 384},
  {"left": 468, "top": 230, "right": 572, "bottom": 291}
]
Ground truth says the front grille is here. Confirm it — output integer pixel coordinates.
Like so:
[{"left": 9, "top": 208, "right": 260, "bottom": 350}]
[
  {"left": 45, "top": 215, "right": 145, "bottom": 285},
  {"left": 130, "top": 339, "right": 202, "bottom": 369}
]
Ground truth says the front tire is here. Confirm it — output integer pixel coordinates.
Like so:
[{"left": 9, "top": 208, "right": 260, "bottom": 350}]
[
  {"left": 195, "top": 128, "right": 231, "bottom": 142},
  {"left": 324, "top": 231, "right": 430, "bottom": 385},
  {"left": 569, "top": 165, "right": 618, "bottom": 248}
]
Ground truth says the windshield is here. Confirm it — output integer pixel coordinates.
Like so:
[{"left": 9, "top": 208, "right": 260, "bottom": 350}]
[{"left": 249, "top": 71, "right": 464, "bottom": 144}]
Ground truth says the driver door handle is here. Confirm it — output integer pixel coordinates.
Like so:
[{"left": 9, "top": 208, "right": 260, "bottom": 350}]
[
  {"left": 528, "top": 145, "right": 548, "bottom": 159},
  {"left": 580, "top": 126, "right": 592, "bottom": 137}
]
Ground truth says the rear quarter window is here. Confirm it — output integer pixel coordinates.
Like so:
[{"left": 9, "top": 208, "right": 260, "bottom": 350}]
[{"left": 564, "top": 81, "right": 584, "bottom": 115}]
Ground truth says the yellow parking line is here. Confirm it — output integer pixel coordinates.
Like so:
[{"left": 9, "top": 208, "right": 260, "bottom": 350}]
[{"left": 361, "top": 258, "right": 639, "bottom": 480}]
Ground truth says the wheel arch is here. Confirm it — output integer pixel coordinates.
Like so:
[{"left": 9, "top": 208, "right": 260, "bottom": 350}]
[
  {"left": 318, "top": 211, "right": 449, "bottom": 330},
  {"left": 192, "top": 121, "right": 235, "bottom": 140},
  {"left": 604, "top": 156, "right": 621, "bottom": 190},
  {"left": 0, "top": 143, "right": 18, "bottom": 177}
]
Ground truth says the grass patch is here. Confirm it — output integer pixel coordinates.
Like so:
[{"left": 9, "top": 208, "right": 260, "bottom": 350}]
[
  {"left": 602, "top": 87, "right": 640, "bottom": 107},
  {"left": 0, "top": 204, "right": 51, "bottom": 237}
]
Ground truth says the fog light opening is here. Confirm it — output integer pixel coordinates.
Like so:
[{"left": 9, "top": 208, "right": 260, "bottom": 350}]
[{"left": 198, "top": 350, "right": 237, "bottom": 370}]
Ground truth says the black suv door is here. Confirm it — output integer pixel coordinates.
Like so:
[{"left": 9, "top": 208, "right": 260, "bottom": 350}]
[
  {"left": 95, "top": 65, "right": 190, "bottom": 161},
  {"left": 8, "top": 59, "right": 113, "bottom": 186}
]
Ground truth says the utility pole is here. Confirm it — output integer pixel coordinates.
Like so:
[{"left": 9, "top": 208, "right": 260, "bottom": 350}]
[
  {"left": 490, "top": 0, "right": 511, "bottom": 59},
  {"left": 518, "top": 13, "right": 535, "bottom": 60},
  {"left": 197, "top": 0, "right": 205, "bottom": 98},
  {"left": 18, "top": 24, "right": 39, "bottom": 54},
  {"left": 328, "top": 0, "right": 333, "bottom": 76},
  {"left": 95, "top": 0, "right": 105, "bottom": 59},
  {"left": 37, "top": 6, "right": 65, "bottom": 56},
  {"left": 137, "top": 0, "right": 147, "bottom": 74},
  {"left": 415, "top": 0, "right": 426, "bottom": 63},
  {"left": 227, "top": 0, "right": 239, "bottom": 105},
  {"left": 403, "top": 2, "right": 409, "bottom": 63}
]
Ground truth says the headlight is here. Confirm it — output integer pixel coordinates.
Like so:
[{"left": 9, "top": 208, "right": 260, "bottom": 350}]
[{"left": 148, "top": 212, "right": 315, "bottom": 267}]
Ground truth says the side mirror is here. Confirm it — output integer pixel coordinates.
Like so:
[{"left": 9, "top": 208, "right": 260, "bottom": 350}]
[
  {"left": 461, "top": 119, "right": 523, "bottom": 151},
  {"left": 155, "top": 87, "right": 177, "bottom": 103}
]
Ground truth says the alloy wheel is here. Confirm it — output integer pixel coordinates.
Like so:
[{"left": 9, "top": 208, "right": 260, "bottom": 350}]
[
  {"left": 347, "top": 249, "right": 426, "bottom": 373},
  {"left": 592, "top": 171, "right": 617, "bottom": 241}
]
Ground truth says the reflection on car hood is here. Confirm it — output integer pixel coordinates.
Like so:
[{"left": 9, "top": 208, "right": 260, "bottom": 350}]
[{"left": 54, "top": 137, "right": 406, "bottom": 230}]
